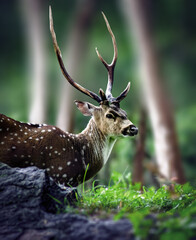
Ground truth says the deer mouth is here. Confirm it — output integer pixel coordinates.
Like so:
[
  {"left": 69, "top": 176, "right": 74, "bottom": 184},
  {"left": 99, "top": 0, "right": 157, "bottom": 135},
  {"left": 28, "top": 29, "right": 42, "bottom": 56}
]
[{"left": 122, "top": 125, "right": 138, "bottom": 136}]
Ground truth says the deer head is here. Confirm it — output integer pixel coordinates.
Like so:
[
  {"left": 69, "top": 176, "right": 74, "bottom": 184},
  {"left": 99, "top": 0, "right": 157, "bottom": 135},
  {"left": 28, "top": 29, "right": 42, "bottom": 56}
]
[{"left": 49, "top": 7, "right": 138, "bottom": 139}]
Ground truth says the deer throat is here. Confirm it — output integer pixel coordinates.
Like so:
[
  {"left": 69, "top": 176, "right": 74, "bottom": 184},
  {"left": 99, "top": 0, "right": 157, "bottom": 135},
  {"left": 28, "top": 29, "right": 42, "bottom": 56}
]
[
  {"left": 102, "top": 137, "right": 116, "bottom": 165},
  {"left": 80, "top": 118, "right": 116, "bottom": 166}
]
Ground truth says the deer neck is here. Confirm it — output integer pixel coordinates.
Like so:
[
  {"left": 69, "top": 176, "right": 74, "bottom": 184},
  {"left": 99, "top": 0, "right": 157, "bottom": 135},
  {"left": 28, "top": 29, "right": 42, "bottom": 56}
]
[{"left": 80, "top": 118, "right": 116, "bottom": 167}]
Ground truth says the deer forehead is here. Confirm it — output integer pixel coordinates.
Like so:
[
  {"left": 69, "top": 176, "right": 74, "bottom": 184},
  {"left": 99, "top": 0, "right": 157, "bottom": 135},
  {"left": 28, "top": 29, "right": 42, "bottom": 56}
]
[{"left": 100, "top": 105, "right": 128, "bottom": 119}]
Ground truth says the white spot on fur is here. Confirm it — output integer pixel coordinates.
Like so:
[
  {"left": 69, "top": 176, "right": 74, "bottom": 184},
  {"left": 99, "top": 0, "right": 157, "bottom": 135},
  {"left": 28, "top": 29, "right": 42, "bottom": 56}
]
[
  {"left": 82, "top": 158, "right": 86, "bottom": 169},
  {"left": 58, "top": 166, "right": 63, "bottom": 171},
  {"left": 67, "top": 161, "right": 71, "bottom": 166},
  {"left": 63, "top": 174, "right": 67, "bottom": 178}
]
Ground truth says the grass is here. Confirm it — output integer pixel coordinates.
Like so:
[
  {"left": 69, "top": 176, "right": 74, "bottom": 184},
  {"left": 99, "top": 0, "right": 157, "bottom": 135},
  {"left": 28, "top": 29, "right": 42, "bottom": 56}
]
[
  {"left": 77, "top": 172, "right": 196, "bottom": 239},
  {"left": 52, "top": 171, "right": 196, "bottom": 239},
  {"left": 77, "top": 172, "right": 196, "bottom": 214}
]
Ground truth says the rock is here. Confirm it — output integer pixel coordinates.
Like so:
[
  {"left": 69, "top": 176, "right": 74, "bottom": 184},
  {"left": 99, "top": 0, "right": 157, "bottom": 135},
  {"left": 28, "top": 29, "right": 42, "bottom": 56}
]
[
  {"left": 0, "top": 162, "right": 77, "bottom": 214},
  {"left": 0, "top": 162, "right": 134, "bottom": 240}
]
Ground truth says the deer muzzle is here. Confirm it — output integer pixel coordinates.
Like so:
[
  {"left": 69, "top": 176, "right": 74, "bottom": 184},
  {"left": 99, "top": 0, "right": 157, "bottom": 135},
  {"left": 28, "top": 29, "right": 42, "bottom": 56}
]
[{"left": 122, "top": 125, "right": 138, "bottom": 136}]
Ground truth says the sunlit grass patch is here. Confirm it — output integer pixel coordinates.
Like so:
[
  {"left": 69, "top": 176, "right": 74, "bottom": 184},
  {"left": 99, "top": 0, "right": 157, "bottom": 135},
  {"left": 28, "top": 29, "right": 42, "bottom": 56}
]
[
  {"left": 75, "top": 172, "right": 196, "bottom": 239},
  {"left": 77, "top": 172, "right": 196, "bottom": 215}
]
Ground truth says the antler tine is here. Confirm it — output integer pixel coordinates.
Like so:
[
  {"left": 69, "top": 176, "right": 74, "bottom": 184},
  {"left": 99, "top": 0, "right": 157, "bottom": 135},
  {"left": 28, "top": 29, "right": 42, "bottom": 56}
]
[
  {"left": 95, "top": 12, "right": 118, "bottom": 101},
  {"left": 49, "top": 6, "right": 101, "bottom": 103},
  {"left": 115, "top": 82, "right": 131, "bottom": 103}
]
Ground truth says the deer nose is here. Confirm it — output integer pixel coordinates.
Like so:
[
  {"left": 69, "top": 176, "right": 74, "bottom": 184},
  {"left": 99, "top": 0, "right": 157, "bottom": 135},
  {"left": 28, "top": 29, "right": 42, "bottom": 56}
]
[
  {"left": 130, "top": 125, "right": 138, "bottom": 135},
  {"left": 122, "top": 124, "right": 138, "bottom": 136}
]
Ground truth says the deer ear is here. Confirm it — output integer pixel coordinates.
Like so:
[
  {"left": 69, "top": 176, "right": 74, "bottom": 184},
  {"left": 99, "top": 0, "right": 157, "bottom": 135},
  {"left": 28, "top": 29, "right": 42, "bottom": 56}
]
[{"left": 74, "top": 101, "right": 96, "bottom": 116}]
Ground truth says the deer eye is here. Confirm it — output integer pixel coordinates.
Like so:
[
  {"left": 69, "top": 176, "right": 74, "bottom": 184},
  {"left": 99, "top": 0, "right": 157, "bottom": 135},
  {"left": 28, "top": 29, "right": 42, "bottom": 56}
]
[{"left": 106, "top": 113, "right": 115, "bottom": 119}]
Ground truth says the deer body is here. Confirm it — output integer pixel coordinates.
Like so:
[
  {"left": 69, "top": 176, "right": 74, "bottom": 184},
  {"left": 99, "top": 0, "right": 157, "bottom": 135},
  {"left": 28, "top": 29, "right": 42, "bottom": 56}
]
[
  {"left": 0, "top": 104, "right": 134, "bottom": 186},
  {"left": 0, "top": 114, "right": 108, "bottom": 186},
  {"left": 0, "top": 8, "right": 138, "bottom": 186}
]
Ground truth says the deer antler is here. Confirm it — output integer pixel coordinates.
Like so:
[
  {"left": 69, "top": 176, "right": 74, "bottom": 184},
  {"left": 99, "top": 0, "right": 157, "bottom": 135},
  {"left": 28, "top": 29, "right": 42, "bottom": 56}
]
[
  {"left": 49, "top": 6, "right": 101, "bottom": 103},
  {"left": 96, "top": 12, "right": 130, "bottom": 104},
  {"left": 95, "top": 12, "right": 117, "bottom": 102}
]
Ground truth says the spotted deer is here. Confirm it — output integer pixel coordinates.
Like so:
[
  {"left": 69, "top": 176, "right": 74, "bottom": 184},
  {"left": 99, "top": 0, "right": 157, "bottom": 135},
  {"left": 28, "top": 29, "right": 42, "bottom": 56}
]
[{"left": 0, "top": 7, "right": 138, "bottom": 187}]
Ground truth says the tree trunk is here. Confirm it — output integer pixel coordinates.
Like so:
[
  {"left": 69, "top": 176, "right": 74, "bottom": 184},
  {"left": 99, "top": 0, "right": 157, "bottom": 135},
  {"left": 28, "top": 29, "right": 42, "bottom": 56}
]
[
  {"left": 56, "top": 0, "right": 97, "bottom": 132},
  {"left": 21, "top": 0, "right": 47, "bottom": 123},
  {"left": 121, "top": 0, "right": 186, "bottom": 184}
]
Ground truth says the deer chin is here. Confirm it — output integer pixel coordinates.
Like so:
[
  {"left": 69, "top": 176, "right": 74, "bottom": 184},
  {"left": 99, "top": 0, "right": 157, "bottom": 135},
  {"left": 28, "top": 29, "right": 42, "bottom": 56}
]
[{"left": 122, "top": 125, "right": 138, "bottom": 137}]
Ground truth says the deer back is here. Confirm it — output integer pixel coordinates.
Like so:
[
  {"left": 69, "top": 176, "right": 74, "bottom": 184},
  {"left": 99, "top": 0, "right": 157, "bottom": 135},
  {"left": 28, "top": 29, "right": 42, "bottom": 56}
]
[{"left": 0, "top": 114, "right": 106, "bottom": 186}]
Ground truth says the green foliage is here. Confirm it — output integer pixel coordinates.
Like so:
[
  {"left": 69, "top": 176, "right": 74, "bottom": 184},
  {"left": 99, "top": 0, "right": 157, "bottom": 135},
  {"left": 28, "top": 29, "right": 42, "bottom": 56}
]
[{"left": 74, "top": 172, "right": 196, "bottom": 239}]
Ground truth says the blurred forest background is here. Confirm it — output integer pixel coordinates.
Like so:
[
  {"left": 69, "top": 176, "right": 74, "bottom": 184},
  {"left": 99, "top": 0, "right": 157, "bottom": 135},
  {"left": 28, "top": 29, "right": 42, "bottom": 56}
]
[{"left": 0, "top": 0, "right": 195, "bottom": 187}]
